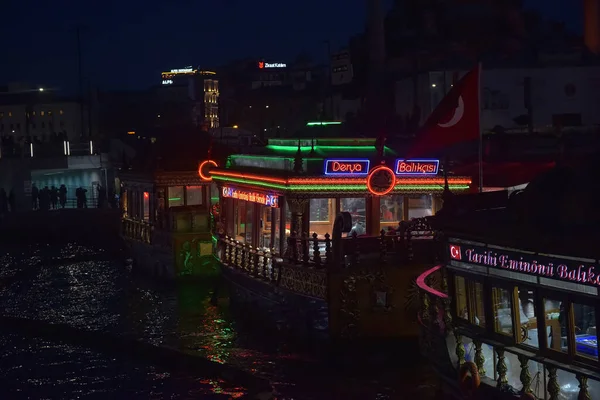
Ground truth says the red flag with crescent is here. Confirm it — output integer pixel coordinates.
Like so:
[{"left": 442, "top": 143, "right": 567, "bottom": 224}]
[{"left": 407, "top": 64, "right": 481, "bottom": 158}]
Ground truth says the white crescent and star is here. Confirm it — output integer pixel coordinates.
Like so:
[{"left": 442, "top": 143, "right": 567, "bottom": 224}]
[
  {"left": 438, "top": 96, "right": 464, "bottom": 128},
  {"left": 450, "top": 245, "right": 461, "bottom": 259}
]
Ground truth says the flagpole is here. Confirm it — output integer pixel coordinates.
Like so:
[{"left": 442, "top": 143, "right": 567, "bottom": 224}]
[{"left": 477, "top": 62, "right": 483, "bottom": 193}]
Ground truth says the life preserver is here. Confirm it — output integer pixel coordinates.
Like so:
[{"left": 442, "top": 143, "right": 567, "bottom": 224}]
[
  {"left": 458, "top": 361, "right": 480, "bottom": 398},
  {"left": 520, "top": 393, "right": 536, "bottom": 400}
]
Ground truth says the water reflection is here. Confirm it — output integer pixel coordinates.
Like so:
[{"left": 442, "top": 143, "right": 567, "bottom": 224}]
[{"left": 0, "top": 243, "right": 435, "bottom": 399}]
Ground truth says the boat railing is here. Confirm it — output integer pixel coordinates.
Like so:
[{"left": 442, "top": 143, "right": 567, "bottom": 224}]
[
  {"left": 121, "top": 218, "right": 172, "bottom": 249},
  {"left": 416, "top": 265, "right": 600, "bottom": 399},
  {"left": 218, "top": 236, "right": 278, "bottom": 283}
]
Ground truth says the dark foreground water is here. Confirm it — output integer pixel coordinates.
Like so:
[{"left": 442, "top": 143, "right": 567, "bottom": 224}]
[{"left": 0, "top": 243, "right": 437, "bottom": 399}]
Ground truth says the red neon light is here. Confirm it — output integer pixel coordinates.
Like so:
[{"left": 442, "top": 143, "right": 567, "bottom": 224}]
[
  {"left": 395, "top": 178, "right": 471, "bottom": 185},
  {"left": 258, "top": 61, "right": 265, "bottom": 69},
  {"left": 332, "top": 161, "right": 364, "bottom": 173},
  {"left": 199, "top": 160, "right": 218, "bottom": 181},
  {"left": 366, "top": 165, "right": 396, "bottom": 196},
  {"left": 143, "top": 192, "right": 149, "bottom": 199},
  {"left": 211, "top": 169, "right": 472, "bottom": 187}
]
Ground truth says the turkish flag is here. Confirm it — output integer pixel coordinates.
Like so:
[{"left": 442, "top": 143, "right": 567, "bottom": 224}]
[
  {"left": 407, "top": 64, "right": 481, "bottom": 158},
  {"left": 449, "top": 245, "right": 462, "bottom": 261}
]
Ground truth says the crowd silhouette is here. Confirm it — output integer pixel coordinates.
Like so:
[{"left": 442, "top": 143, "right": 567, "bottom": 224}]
[{"left": 30, "top": 184, "right": 117, "bottom": 211}]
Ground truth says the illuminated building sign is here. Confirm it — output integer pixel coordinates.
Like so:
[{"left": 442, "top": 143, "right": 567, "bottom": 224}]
[
  {"left": 162, "top": 80, "right": 173, "bottom": 85},
  {"left": 395, "top": 159, "right": 439, "bottom": 175},
  {"left": 324, "top": 159, "right": 370, "bottom": 176},
  {"left": 171, "top": 68, "right": 193, "bottom": 73},
  {"left": 258, "top": 62, "right": 287, "bottom": 69},
  {"left": 222, "top": 186, "right": 279, "bottom": 208},
  {"left": 449, "top": 243, "right": 600, "bottom": 288}
]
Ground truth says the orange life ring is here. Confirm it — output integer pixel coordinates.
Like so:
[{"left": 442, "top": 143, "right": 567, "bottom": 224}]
[
  {"left": 520, "top": 393, "right": 536, "bottom": 400},
  {"left": 458, "top": 361, "right": 480, "bottom": 398}
]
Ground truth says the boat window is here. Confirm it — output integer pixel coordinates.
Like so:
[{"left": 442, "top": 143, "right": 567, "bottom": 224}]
[
  {"left": 543, "top": 298, "right": 568, "bottom": 353},
  {"left": 142, "top": 192, "right": 150, "bottom": 221},
  {"left": 340, "top": 198, "right": 366, "bottom": 236},
  {"left": 407, "top": 195, "right": 433, "bottom": 219},
  {"left": 573, "top": 302, "right": 597, "bottom": 360},
  {"left": 492, "top": 287, "right": 514, "bottom": 336},
  {"left": 186, "top": 186, "right": 203, "bottom": 206},
  {"left": 259, "top": 206, "right": 273, "bottom": 249},
  {"left": 455, "top": 276, "right": 468, "bottom": 320},
  {"left": 168, "top": 186, "right": 184, "bottom": 207},
  {"left": 309, "top": 198, "right": 336, "bottom": 238},
  {"left": 517, "top": 288, "right": 538, "bottom": 348},
  {"left": 469, "top": 281, "right": 486, "bottom": 328},
  {"left": 380, "top": 195, "right": 403, "bottom": 229}
]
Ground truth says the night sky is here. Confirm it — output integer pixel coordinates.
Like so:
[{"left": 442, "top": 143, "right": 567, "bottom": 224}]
[{"left": 0, "top": 0, "right": 581, "bottom": 93}]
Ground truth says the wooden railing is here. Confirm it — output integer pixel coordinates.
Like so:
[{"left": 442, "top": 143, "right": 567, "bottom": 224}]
[
  {"left": 416, "top": 266, "right": 599, "bottom": 400},
  {"left": 122, "top": 218, "right": 171, "bottom": 248}
]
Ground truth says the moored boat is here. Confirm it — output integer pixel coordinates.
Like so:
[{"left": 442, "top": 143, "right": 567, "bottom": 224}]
[
  {"left": 417, "top": 160, "right": 600, "bottom": 399},
  {"left": 210, "top": 137, "right": 473, "bottom": 342}
]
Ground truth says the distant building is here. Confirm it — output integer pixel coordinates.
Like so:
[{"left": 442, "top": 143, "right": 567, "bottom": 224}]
[
  {"left": 331, "top": 50, "right": 354, "bottom": 86},
  {"left": 395, "top": 65, "right": 600, "bottom": 133},
  {"left": 0, "top": 87, "right": 92, "bottom": 142},
  {"left": 215, "top": 58, "right": 326, "bottom": 137},
  {"left": 159, "top": 66, "right": 219, "bottom": 129}
]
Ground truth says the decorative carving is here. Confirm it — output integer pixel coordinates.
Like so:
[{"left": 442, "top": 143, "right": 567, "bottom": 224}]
[
  {"left": 547, "top": 367, "right": 559, "bottom": 400},
  {"left": 278, "top": 264, "right": 326, "bottom": 299},
  {"left": 473, "top": 340, "right": 486, "bottom": 376},
  {"left": 287, "top": 197, "right": 308, "bottom": 233},
  {"left": 518, "top": 354, "right": 531, "bottom": 395},
  {"left": 312, "top": 232, "right": 321, "bottom": 267},
  {"left": 496, "top": 347, "right": 508, "bottom": 388},
  {"left": 576, "top": 374, "right": 591, "bottom": 400},
  {"left": 339, "top": 269, "right": 395, "bottom": 338}
]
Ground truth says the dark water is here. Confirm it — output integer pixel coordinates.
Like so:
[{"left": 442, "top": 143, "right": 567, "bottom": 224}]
[{"left": 0, "top": 243, "right": 437, "bottom": 399}]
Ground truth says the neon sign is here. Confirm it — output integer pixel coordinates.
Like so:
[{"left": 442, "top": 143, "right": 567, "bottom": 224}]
[
  {"left": 395, "top": 159, "right": 439, "bottom": 175},
  {"left": 222, "top": 186, "right": 279, "bottom": 208},
  {"left": 449, "top": 243, "right": 600, "bottom": 288},
  {"left": 198, "top": 160, "right": 218, "bottom": 181},
  {"left": 367, "top": 165, "right": 396, "bottom": 196},
  {"left": 324, "top": 159, "right": 370, "bottom": 175},
  {"left": 162, "top": 80, "right": 173, "bottom": 85},
  {"left": 258, "top": 62, "right": 286, "bottom": 69}
]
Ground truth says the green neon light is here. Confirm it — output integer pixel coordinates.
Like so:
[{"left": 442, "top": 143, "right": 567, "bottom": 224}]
[
  {"left": 306, "top": 121, "right": 342, "bottom": 126},
  {"left": 266, "top": 145, "right": 391, "bottom": 153},
  {"left": 211, "top": 197, "right": 220, "bottom": 202},
  {"left": 168, "top": 197, "right": 182, "bottom": 201}
]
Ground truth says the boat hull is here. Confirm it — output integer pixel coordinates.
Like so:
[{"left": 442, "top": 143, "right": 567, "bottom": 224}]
[{"left": 220, "top": 264, "right": 330, "bottom": 340}]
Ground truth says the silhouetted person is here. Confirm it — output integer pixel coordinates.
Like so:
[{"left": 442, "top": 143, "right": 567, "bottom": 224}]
[
  {"left": 97, "top": 185, "right": 106, "bottom": 208},
  {"left": 59, "top": 184, "right": 67, "bottom": 208},
  {"left": 0, "top": 188, "right": 7, "bottom": 214},
  {"left": 31, "top": 185, "right": 39, "bottom": 210},
  {"left": 50, "top": 186, "right": 58, "bottom": 209},
  {"left": 40, "top": 186, "right": 50, "bottom": 211},
  {"left": 76, "top": 187, "right": 88, "bottom": 208},
  {"left": 8, "top": 189, "right": 15, "bottom": 212}
]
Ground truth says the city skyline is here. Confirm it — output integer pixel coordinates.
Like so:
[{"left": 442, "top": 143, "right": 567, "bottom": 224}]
[{"left": 0, "top": 0, "right": 581, "bottom": 93}]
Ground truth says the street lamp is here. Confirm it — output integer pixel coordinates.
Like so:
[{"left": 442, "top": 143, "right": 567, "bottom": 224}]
[{"left": 39, "top": 88, "right": 44, "bottom": 92}]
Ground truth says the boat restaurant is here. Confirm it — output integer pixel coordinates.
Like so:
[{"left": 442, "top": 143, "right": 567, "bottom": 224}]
[{"left": 209, "top": 138, "right": 472, "bottom": 254}]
